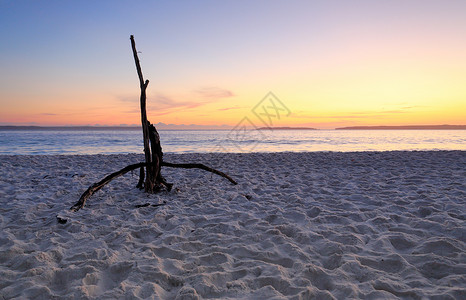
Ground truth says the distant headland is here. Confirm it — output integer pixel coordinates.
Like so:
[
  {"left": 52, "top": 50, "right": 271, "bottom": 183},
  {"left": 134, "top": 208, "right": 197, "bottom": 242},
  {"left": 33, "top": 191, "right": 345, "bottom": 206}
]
[
  {"left": 335, "top": 125, "right": 466, "bottom": 130},
  {"left": 0, "top": 125, "right": 228, "bottom": 131}
]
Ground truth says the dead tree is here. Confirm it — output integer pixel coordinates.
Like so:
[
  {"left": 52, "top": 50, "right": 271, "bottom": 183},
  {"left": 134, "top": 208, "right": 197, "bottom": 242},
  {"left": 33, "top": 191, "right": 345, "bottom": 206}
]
[
  {"left": 65, "top": 35, "right": 237, "bottom": 214},
  {"left": 131, "top": 35, "right": 166, "bottom": 193},
  {"left": 69, "top": 161, "right": 237, "bottom": 212}
]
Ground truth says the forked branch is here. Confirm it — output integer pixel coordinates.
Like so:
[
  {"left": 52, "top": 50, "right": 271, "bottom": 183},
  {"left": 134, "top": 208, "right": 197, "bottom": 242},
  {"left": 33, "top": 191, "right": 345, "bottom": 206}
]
[
  {"left": 70, "top": 162, "right": 145, "bottom": 212},
  {"left": 161, "top": 162, "right": 237, "bottom": 185},
  {"left": 62, "top": 35, "right": 238, "bottom": 218},
  {"left": 70, "top": 161, "right": 237, "bottom": 212}
]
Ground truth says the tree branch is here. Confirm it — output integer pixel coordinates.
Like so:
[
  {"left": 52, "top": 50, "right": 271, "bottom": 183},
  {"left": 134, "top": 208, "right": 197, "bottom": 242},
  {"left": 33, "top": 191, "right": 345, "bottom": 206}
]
[
  {"left": 161, "top": 162, "right": 238, "bottom": 185},
  {"left": 70, "top": 162, "right": 146, "bottom": 212},
  {"left": 69, "top": 161, "right": 237, "bottom": 212},
  {"left": 131, "top": 35, "right": 154, "bottom": 192}
]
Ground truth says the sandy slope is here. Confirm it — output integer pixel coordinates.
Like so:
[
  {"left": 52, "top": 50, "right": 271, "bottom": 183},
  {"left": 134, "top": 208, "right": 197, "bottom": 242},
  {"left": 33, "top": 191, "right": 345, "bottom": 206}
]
[{"left": 0, "top": 151, "right": 465, "bottom": 299}]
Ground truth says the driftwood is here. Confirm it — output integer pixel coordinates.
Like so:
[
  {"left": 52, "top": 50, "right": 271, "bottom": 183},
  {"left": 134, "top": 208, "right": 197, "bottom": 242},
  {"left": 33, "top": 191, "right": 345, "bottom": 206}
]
[
  {"left": 70, "top": 161, "right": 237, "bottom": 212},
  {"left": 71, "top": 162, "right": 145, "bottom": 212},
  {"left": 135, "top": 201, "right": 166, "bottom": 208},
  {"left": 62, "top": 35, "right": 237, "bottom": 215},
  {"left": 131, "top": 35, "right": 159, "bottom": 193},
  {"left": 162, "top": 162, "right": 237, "bottom": 185}
]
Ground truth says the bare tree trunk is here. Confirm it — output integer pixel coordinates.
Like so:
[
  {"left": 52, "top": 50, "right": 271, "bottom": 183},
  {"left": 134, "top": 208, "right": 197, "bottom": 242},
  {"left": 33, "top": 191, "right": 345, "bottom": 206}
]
[
  {"left": 58, "top": 35, "right": 238, "bottom": 220},
  {"left": 130, "top": 35, "right": 156, "bottom": 192},
  {"left": 149, "top": 123, "right": 173, "bottom": 191},
  {"left": 136, "top": 166, "right": 144, "bottom": 189}
]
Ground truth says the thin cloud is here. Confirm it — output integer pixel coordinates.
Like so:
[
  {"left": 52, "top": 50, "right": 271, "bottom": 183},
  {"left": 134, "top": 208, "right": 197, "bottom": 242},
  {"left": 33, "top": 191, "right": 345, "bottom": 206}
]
[
  {"left": 117, "top": 93, "right": 202, "bottom": 114},
  {"left": 380, "top": 110, "right": 408, "bottom": 114},
  {"left": 117, "top": 95, "right": 138, "bottom": 103},
  {"left": 123, "top": 109, "right": 140, "bottom": 114},
  {"left": 116, "top": 87, "right": 235, "bottom": 117},
  {"left": 194, "top": 87, "right": 235, "bottom": 99},
  {"left": 217, "top": 106, "right": 242, "bottom": 111},
  {"left": 152, "top": 94, "right": 204, "bottom": 110},
  {"left": 143, "top": 94, "right": 207, "bottom": 117}
]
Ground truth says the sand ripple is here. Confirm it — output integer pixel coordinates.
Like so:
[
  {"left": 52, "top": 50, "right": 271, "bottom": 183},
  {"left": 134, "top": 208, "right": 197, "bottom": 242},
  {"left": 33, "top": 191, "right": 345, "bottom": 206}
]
[{"left": 0, "top": 151, "right": 465, "bottom": 299}]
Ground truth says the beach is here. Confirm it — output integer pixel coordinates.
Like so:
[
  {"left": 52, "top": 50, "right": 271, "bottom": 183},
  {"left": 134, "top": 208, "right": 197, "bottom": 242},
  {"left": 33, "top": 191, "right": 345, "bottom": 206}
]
[{"left": 0, "top": 151, "right": 465, "bottom": 299}]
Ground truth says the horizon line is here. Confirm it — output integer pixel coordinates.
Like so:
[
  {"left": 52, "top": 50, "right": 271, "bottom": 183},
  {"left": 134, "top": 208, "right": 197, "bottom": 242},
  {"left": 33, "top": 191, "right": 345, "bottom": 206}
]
[{"left": 1, "top": 124, "right": 465, "bottom": 131}]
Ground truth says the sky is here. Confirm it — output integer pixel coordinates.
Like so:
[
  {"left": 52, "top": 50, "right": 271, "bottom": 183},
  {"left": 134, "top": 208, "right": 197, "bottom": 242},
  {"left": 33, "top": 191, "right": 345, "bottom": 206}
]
[{"left": 0, "top": 0, "right": 465, "bottom": 129}]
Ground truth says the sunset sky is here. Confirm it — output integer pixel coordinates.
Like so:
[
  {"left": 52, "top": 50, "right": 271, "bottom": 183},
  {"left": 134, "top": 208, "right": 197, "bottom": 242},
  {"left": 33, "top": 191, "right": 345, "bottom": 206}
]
[{"left": 1, "top": 0, "right": 465, "bottom": 129}]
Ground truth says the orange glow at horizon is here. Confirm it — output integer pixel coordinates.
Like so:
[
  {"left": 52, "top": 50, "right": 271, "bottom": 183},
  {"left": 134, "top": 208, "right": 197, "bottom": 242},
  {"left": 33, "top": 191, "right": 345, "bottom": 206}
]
[{"left": 1, "top": 1, "right": 465, "bottom": 129}]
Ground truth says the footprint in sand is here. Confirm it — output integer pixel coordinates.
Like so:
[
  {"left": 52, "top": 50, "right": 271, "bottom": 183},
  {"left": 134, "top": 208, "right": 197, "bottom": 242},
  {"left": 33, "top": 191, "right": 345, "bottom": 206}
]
[{"left": 307, "top": 207, "right": 321, "bottom": 218}]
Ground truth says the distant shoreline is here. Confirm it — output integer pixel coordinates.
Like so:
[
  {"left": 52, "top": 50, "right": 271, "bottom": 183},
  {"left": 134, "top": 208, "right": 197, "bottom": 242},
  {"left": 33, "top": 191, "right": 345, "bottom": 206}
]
[
  {"left": 257, "top": 127, "right": 318, "bottom": 130},
  {"left": 336, "top": 125, "right": 466, "bottom": 130},
  {"left": 0, "top": 126, "right": 227, "bottom": 131},
  {"left": 0, "top": 126, "right": 141, "bottom": 131},
  {"left": 1, "top": 124, "right": 465, "bottom": 131}
]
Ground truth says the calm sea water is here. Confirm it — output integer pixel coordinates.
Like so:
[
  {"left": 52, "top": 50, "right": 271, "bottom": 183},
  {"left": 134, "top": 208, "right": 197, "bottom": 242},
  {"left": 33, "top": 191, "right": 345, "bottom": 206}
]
[{"left": 0, "top": 129, "right": 464, "bottom": 155}]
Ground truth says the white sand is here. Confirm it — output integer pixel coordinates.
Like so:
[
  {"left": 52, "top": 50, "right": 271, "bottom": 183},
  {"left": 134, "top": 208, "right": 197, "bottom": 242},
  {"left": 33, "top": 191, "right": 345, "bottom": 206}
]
[{"left": 0, "top": 151, "right": 465, "bottom": 299}]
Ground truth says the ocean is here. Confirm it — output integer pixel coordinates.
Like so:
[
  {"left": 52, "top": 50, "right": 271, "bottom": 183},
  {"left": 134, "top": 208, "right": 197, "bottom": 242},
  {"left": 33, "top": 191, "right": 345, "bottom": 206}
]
[{"left": 0, "top": 129, "right": 465, "bottom": 155}]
